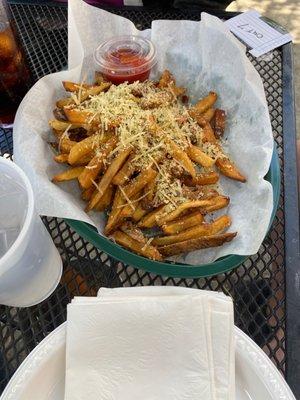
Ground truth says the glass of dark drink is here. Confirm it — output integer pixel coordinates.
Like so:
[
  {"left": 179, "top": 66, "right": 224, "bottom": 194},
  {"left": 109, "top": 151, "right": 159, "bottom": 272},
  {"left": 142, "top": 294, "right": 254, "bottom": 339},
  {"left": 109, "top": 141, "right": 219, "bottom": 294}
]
[{"left": 0, "top": 0, "right": 32, "bottom": 127}]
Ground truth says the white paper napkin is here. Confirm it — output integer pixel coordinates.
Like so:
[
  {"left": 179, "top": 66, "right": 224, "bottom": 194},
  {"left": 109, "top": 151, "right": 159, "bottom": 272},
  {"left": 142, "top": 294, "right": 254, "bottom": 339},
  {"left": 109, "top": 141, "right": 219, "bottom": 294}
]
[{"left": 65, "top": 287, "right": 234, "bottom": 400}]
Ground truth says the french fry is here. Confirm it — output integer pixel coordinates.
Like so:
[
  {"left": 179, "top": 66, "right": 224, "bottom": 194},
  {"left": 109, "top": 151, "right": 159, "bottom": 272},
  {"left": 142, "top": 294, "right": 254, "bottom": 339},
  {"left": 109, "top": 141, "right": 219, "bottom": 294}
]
[
  {"left": 78, "top": 136, "right": 117, "bottom": 189},
  {"left": 53, "top": 154, "right": 69, "bottom": 163},
  {"left": 167, "top": 139, "right": 196, "bottom": 178},
  {"left": 52, "top": 166, "right": 84, "bottom": 182},
  {"left": 105, "top": 168, "right": 158, "bottom": 234},
  {"left": 95, "top": 185, "right": 114, "bottom": 212},
  {"left": 62, "top": 81, "right": 92, "bottom": 92},
  {"left": 64, "top": 108, "right": 94, "bottom": 124},
  {"left": 212, "top": 109, "right": 226, "bottom": 138},
  {"left": 157, "top": 69, "right": 185, "bottom": 96},
  {"left": 183, "top": 171, "right": 219, "bottom": 186},
  {"left": 56, "top": 97, "right": 74, "bottom": 109},
  {"left": 49, "top": 119, "right": 83, "bottom": 131},
  {"left": 105, "top": 187, "right": 123, "bottom": 235},
  {"left": 194, "top": 92, "right": 217, "bottom": 114},
  {"left": 81, "top": 185, "right": 95, "bottom": 201},
  {"left": 202, "top": 122, "right": 217, "bottom": 143},
  {"left": 68, "top": 134, "right": 104, "bottom": 165},
  {"left": 116, "top": 169, "right": 158, "bottom": 222},
  {"left": 88, "top": 148, "right": 132, "bottom": 211},
  {"left": 216, "top": 157, "right": 246, "bottom": 183},
  {"left": 158, "top": 232, "right": 237, "bottom": 257},
  {"left": 59, "top": 136, "right": 77, "bottom": 154},
  {"left": 112, "top": 153, "right": 137, "bottom": 185},
  {"left": 188, "top": 108, "right": 207, "bottom": 127},
  {"left": 187, "top": 145, "right": 215, "bottom": 168},
  {"left": 132, "top": 202, "right": 149, "bottom": 222},
  {"left": 120, "top": 223, "right": 147, "bottom": 244},
  {"left": 111, "top": 230, "right": 162, "bottom": 261},
  {"left": 203, "top": 195, "right": 230, "bottom": 213},
  {"left": 63, "top": 81, "right": 111, "bottom": 94},
  {"left": 158, "top": 199, "right": 221, "bottom": 225},
  {"left": 202, "top": 108, "right": 215, "bottom": 122},
  {"left": 162, "top": 211, "right": 204, "bottom": 235},
  {"left": 141, "top": 179, "right": 156, "bottom": 210},
  {"left": 138, "top": 205, "right": 169, "bottom": 229},
  {"left": 153, "top": 215, "right": 231, "bottom": 246},
  {"left": 73, "top": 154, "right": 94, "bottom": 166}
]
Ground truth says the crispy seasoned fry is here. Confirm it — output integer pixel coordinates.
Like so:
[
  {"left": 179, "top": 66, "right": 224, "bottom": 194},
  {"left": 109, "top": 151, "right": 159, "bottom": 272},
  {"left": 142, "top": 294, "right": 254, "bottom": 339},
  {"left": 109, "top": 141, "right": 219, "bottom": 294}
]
[
  {"left": 52, "top": 166, "right": 84, "bottom": 182},
  {"left": 187, "top": 145, "right": 215, "bottom": 168},
  {"left": 216, "top": 158, "right": 246, "bottom": 183},
  {"left": 158, "top": 199, "right": 219, "bottom": 225},
  {"left": 157, "top": 70, "right": 185, "bottom": 96},
  {"left": 194, "top": 92, "right": 217, "bottom": 114},
  {"left": 59, "top": 137, "right": 77, "bottom": 154},
  {"left": 49, "top": 119, "right": 83, "bottom": 131},
  {"left": 73, "top": 154, "right": 94, "bottom": 166},
  {"left": 132, "top": 202, "right": 149, "bottom": 222},
  {"left": 138, "top": 205, "right": 170, "bottom": 229},
  {"left": 95, "top": 185, "right": 114, "bottom": 212},
  {"left": 168, "top": 139, "right": 196, "bottom": 178},
  {"left": 141, "top": 179, "right": 156, "bottom": 210},
  {"left": 56, "top": 97, "right": 74, "bottom": 109},
  {"left": 212, "top": 109, "right": 226, "bottom": 138},
  {"left": 120, "top": 223, "right": 147, "bottom": 244},
  {"left": 88, "top": 148, "right": 132, "bottom": 211},
  {"left": 111, "top": 230, "right": 162, "bottom": 261},
  {"left": 105, "top": 168, "right": 158, "bottom": 234},
  {"left": 53, "top": 153, "right": 69, "bottom": 164},
  {"left": 183, "top": 171, "right": 219, "bottom": 186},
  {"left": 68, "top": 134, "right": 104, "bottom": 165},
  {"left": 122, "top": 168, "right": 157, "bottom": 201},
  {"left": 81, "top": 185, "right": 95, "bottom": 201},
  {"left": 78, "top": 136, "right": 117, "bottom": 189},
  {"left": 64, "top": 108, "right": 94, "bottom": 124},
  {"left": 162, "top": 211, "right": 204, "bottom": 235},
  {"left": 158, "top": 232, "right": 237, "bottom": 257},
  {"left": 112, "top": 153, "right": 137, "bottom": 185},
  {"left": 105, "top": 188, "right": 123, "bottom": 235},
  {"left": 204, "top": 195, "right": 230, "bottom": 213},
  {"left": 188, "top": 108, "right": 207, "bottom": 127},
  {"left": 202, "top": 108, "right": 215, "bottom": 122},
  {"left": 117, "top": 169, "right": 158, "bottom": 222},
  {"left": 153, "top": 215, "right": 231, "bottom": 246},
  {"left": 202, "top": 122, "right": 217, "bottom": 143},
  {"left": 62, "top": 81, "right": 92, "bottom": 92}
]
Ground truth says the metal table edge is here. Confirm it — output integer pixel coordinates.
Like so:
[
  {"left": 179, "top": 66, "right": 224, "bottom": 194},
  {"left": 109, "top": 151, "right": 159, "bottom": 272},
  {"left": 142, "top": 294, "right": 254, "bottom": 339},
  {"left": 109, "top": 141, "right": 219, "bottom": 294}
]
[{"left": 282, "top": 42, "right": 300, "bottom": 399}]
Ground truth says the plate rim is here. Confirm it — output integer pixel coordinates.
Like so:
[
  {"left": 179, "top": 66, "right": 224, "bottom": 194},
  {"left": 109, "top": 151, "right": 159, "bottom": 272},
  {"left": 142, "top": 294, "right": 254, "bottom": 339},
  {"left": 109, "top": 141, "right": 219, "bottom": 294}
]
[{"left": 1, "top": 321, "right": 295, "bottom": 400}]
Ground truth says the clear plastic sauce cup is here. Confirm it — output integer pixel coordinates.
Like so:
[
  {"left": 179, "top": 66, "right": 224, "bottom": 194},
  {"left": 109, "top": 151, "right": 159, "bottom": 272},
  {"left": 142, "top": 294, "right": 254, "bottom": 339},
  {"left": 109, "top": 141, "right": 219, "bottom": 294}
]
[
  {"left": 0, "top": 158, "right": 62, "bottom": 307},
  {"left": 94, "top": 35, "right": 157, "bottom": 84}
]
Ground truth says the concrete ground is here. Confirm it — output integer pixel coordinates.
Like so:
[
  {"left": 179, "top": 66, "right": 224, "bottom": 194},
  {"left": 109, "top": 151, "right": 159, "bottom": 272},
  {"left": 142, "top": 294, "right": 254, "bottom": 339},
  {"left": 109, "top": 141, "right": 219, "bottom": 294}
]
[{"left": 226, "top": 0, "right": 300, "bottom": 137}]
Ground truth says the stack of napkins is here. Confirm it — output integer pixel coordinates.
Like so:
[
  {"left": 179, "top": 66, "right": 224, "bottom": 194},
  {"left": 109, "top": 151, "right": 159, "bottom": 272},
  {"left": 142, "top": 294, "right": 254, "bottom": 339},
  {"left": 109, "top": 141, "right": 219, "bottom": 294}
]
[{"left": 65, "top": 287, "right": 235, "bottom": 400}]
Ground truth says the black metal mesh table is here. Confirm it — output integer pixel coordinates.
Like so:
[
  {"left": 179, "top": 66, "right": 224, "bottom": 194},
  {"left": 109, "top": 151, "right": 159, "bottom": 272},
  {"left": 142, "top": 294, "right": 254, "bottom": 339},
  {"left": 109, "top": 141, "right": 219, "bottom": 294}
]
[{"left": 0, "top": 2, "right": 299, "bottom": 397}]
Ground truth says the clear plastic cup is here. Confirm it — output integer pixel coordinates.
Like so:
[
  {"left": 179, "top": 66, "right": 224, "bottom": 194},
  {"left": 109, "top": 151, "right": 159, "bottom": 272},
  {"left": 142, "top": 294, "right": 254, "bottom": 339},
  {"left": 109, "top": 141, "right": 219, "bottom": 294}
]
[
  {"left": 0, "top": 158, "right": 62, "bottom": 307},
  {"left": 94, "top": 35, "right": 157, "bottom": 84}
]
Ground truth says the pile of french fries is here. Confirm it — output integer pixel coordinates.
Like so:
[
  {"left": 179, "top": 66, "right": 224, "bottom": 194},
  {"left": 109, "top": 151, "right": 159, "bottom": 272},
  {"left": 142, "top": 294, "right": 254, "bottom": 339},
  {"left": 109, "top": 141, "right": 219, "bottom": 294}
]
[{"left": 50, "top": 70, "right": 246, "bottom": 261}]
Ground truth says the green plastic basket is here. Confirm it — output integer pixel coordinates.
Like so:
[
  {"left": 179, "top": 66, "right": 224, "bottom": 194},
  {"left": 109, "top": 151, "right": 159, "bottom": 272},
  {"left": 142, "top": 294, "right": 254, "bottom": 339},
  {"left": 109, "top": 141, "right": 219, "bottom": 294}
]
[{"left": 66, "top": 145, "right": 280, "bottom": 278}]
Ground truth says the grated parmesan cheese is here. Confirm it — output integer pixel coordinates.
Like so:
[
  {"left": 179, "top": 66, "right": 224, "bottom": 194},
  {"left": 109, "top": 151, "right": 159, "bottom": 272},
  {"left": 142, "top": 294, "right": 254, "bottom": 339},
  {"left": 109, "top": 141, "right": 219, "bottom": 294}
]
[{"left": 76, "top": 81, "right": 219, "bottom": 208}]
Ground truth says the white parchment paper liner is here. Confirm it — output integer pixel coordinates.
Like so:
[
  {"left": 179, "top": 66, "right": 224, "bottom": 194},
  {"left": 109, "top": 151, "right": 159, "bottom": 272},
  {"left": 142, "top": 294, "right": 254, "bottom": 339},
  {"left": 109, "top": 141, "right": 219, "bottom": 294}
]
[{"left": 13, "top": 0, "right": 274, "bottom": 264}]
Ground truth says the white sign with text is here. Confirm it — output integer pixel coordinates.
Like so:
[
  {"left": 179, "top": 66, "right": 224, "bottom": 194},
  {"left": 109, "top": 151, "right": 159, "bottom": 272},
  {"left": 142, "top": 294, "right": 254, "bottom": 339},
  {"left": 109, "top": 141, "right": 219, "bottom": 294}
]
[{"left": 225, "top": 10, "right": 292, "bottom": 57}]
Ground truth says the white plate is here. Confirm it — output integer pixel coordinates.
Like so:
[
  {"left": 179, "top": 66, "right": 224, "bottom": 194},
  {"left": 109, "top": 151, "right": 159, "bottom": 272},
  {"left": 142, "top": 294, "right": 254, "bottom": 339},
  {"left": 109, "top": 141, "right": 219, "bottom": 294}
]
[{"left": 0, "top": 323, "right": 295, "bottom": 400}]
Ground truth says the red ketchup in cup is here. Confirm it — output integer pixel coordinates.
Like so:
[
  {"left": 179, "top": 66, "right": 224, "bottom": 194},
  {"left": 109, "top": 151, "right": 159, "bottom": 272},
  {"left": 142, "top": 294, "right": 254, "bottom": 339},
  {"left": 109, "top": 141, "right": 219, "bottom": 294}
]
[{"left": 94, "top": 36, "right": 157, "bottom": 84}]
